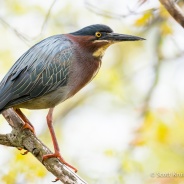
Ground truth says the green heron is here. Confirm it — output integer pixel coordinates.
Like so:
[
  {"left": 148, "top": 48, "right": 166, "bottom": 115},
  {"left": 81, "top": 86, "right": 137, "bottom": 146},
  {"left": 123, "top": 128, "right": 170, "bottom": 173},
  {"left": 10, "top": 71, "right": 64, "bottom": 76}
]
[{"left": 0, "top": 24, "right": 144, "bottom": 172}]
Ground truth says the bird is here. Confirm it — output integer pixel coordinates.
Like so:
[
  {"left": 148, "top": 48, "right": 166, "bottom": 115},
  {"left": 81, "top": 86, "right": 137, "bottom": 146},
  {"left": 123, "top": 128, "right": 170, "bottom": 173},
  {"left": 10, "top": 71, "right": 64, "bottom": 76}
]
[{"left": 0, "top": 24, "right": 144, "bottom": 172}]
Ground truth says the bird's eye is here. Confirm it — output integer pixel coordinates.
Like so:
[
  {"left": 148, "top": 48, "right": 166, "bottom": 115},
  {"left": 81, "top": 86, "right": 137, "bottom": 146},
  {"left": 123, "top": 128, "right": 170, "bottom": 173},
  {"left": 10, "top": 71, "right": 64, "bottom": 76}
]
[{"left": 95, "top": 32, "right": 102, "bottom": 38}]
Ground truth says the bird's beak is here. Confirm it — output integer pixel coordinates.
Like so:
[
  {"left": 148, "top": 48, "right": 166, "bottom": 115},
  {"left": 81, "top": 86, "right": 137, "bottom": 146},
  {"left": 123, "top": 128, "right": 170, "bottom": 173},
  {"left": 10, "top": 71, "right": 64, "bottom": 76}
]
[{"left": 102, "top": 33, "right": 145, "bottom": 42}]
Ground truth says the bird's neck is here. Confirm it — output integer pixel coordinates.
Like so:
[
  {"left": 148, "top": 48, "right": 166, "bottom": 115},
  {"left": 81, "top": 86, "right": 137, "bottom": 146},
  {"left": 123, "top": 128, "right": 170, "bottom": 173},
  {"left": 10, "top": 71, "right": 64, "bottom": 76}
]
[
  {"left": 66, "top": 34, "right": 102, "bottom": 97},
  {"left": 67, "top": 34, "right": 109, "bottom": 60}
]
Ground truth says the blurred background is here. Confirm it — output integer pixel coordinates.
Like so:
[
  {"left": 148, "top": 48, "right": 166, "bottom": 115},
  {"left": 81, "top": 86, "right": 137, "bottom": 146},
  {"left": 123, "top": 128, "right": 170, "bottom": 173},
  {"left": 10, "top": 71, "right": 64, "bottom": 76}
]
[{"left": 0, "top": 0, "right": 184, "bottom": 184}]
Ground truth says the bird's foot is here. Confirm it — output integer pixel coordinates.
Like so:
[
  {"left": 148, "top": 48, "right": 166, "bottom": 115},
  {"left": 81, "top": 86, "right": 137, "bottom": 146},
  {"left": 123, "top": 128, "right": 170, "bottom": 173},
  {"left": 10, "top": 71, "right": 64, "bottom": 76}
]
[
  {"left": 21, "top": 150, "right": 29, "bottom": 155},
  {"left": 17, "top": 147, "right": 29, "bottom": 155},
  {"left": 22, "top": 122, "right": 35, "bottom": 134},
  {"left": 52, "top": 178, "right": 59, "bottom": 182},
  {"left": 14, "top": 108, "right": 35, "bottom": 134},
  {"left": 42, "top": 151, "right": 78, "bottom": 173}
]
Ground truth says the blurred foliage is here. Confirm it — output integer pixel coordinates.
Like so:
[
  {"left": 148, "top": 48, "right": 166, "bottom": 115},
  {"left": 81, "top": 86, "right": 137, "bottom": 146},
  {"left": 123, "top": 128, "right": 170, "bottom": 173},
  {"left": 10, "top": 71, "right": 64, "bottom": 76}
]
[
  {"left": 2, "top": 150, "right": 47, "bottom": 184},
  {"left": 0, "top": 0, "right": 184, "bottom": 184}
]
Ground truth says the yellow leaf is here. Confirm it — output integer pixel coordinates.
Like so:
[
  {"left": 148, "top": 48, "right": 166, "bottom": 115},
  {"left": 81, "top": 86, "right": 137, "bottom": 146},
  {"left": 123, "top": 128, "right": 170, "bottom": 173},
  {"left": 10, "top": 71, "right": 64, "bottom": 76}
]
[
  {"left": 160, "top": 22, "right": 173, "bottom": 35},
  {"left": 104, "top": 149, "right": 115, "bottom": 157},
  {"left": 159, "top": 6, "right": 170, "bottom": 19},
  {"left": 156, "top": 122, "right": 168, "bottom": 143},
  {"left": 134, "top": 11, "right": 153, "bottom": 27}
]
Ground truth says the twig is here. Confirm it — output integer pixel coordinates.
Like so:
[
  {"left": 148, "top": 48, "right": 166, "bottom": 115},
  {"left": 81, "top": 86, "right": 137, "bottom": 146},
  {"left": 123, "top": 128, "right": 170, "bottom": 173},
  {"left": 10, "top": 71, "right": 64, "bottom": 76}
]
[
  {"left": 159, "top": 0, "right": 184, "bottom": 28},
  {"left": 0, "top": 0, "right": 57, "bottom": 45},
  {"left": 141, "top": 32, "right": 162, "bottom": 116},
  {"left": 40, "top": 0, "right": 57, "bottom": 35},
  {"left": 0, "top": 108, "right": 87, "bottom": 184},
  {"left": 84, "top": 0, "right": 158, "bottom": 20},
  {"left": 0, "top": 16, "right": 30, "bottom": 46}
]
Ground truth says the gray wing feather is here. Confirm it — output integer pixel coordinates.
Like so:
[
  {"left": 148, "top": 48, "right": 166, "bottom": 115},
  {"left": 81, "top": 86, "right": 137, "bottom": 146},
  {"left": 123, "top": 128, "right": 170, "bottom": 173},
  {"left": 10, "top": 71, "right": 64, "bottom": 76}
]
[{"left": 0, "top": 35, "right": 73, "bottom": 110}]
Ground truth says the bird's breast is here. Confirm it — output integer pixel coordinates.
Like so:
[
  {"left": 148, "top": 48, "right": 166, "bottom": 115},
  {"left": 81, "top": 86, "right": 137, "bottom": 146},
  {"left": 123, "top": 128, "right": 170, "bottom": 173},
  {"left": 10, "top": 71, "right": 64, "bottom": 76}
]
[{"left": 67, "top": 55, "right": 101, "bottom": 97}]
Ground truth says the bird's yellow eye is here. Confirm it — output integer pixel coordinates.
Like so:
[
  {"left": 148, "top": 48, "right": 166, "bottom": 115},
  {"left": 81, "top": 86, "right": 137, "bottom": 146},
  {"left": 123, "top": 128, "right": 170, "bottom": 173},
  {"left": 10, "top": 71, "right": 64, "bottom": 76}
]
[{"left": 95, "top": 32, "right": 102, "bottom": 38}]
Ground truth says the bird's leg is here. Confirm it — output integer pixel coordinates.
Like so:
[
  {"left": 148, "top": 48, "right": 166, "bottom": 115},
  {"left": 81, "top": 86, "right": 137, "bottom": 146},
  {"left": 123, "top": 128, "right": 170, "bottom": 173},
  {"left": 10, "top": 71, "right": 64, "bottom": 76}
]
[
  {"left": 42, "top": 108, "right": 77, "bottom": 173},
  {"left": 14, "top": 108, "right": 35, "bottom": 134},
  {"left": 14, "top": 108, "right": 35, "bottom": 155}
]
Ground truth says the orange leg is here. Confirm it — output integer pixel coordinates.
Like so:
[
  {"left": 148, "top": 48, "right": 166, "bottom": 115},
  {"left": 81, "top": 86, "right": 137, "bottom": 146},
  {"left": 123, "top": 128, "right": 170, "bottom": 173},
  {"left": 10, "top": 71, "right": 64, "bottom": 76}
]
[
  {"left": 14, "top": 108, "right": 35, "bottom": 155},
  {"left": 42, "top": 108, "right": 77, "bottom": 173},
  {"left": 14, "top": 108, "right": 35, "bottom": 134}
]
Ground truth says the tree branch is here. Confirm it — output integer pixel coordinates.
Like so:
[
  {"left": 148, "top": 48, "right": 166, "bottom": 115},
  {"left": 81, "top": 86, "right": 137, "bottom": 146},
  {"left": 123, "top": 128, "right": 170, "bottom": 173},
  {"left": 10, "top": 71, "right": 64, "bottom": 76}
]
[
  {"left": 0, "top": 108, "right": 87, "bottom": 184},
  {"left": 159, "top": 0, "right": 184, "bottom": 28}
]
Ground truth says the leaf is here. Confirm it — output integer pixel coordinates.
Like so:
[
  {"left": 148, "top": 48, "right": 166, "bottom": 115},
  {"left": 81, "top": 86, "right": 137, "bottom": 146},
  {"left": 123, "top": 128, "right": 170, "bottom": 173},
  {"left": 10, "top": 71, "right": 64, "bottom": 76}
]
[
  {"left": 134, "top": 11, "right": 153, "bottom": 27},
  {"left": 160, "top": 22, "right": 173, "bottom": 35},
  {"left": 156, "top": 122, "right": 168, "bottom": 143}
]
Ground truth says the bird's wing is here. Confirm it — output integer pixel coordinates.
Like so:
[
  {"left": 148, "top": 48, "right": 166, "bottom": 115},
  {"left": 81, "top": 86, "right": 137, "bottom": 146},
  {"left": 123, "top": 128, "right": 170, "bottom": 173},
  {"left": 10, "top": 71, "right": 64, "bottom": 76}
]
[{"left": 0, "top": 35, "right": 73, "bottom": 110}]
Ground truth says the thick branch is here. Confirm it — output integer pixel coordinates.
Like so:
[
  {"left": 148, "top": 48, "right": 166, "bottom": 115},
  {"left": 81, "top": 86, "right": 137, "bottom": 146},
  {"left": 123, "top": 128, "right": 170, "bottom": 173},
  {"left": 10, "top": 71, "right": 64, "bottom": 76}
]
[
  {"left": 0, "top": 108, "right": 87, "bottom": 184},
  {"left": 159, "top": 0, "right": 184, "bottom": 28},
  {"left": 0, "top": 133, "right": 15, "bottom": 147}
]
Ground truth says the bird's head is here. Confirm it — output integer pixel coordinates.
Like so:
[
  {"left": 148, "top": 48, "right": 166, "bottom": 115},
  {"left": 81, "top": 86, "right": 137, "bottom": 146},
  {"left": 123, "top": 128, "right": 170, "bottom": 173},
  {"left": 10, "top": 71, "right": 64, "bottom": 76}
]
[{"left": 69, "top": 24, "right": 145, "bottom": 59}]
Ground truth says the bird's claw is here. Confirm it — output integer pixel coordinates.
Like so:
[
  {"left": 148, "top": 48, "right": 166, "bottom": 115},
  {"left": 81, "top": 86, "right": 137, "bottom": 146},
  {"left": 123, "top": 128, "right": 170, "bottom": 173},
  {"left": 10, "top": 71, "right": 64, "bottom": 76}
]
[
  {"left": 22, "top": 122, "right": 35, "bottom": 134},
  {"left": 17, "top": 147, "right": 29, "bottom": 155},
  {"left": 21, "top": 150, "right": 29, "bottom": 155},
  {"left": 52, "top": 178, "right": 59, "bottom": 182},
  {"left": 42, "top": 152, "right": 78, "bottom": 173}
]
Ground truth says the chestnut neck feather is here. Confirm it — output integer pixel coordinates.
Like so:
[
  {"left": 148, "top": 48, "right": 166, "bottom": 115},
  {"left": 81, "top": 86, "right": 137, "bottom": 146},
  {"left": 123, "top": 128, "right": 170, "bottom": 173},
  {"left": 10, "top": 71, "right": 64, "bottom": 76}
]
[{"left": 66, "top": 34, "right": 103, "bottom": 96}]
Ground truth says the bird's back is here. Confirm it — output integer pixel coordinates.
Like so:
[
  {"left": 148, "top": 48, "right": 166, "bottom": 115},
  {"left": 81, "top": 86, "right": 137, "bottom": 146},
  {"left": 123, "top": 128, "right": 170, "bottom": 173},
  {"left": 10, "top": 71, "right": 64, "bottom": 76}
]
[{"left": 0, "top": 34, "right": 74, "bottom": 112}]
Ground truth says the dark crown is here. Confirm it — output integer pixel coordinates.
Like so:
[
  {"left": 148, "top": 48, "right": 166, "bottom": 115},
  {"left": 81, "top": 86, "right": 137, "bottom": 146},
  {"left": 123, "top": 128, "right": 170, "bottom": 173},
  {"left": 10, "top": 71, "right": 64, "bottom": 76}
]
[{"left": 71, "top": 24, "right": 113, "bottom": 36}]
